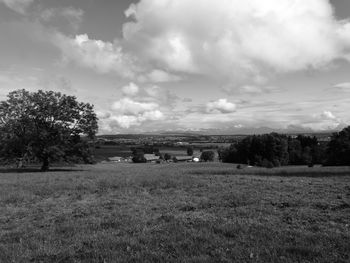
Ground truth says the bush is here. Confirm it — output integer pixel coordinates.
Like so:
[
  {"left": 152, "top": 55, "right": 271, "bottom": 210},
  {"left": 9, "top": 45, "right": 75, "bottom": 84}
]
[
  {"left": 200, "top": 151, "right": 215, "bottom": 162},
  {"left": 260, "top": 159, "right": 274, "bottom": 168},
  {"left": 132, "top": 154, "right": 147, "bottom": 163},
  {"left": 164, "top": 153, "right": 172, "bottom": 161}
]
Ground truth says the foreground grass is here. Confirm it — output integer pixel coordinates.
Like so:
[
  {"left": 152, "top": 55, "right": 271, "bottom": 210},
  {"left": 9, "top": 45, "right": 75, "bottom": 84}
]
[{"left": 0, "top": 163, "right": 349, "bottom": 262}]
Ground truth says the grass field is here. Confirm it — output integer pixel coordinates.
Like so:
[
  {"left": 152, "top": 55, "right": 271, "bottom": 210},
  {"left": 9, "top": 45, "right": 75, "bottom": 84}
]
[{"left": 0, "top": 163, "right": 349, "bottom": 262}]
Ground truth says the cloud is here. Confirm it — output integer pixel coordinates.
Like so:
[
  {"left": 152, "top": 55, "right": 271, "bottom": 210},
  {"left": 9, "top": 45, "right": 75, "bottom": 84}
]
[
  {"left": 0, "top": 0, "right": 33, "bottom": 14},
  {"left": 123, "top": 0, "right": 350, "bottom": 88},
  {"left": 122, "top": 82, "right": 139, "bottom": 96},
  {"left": 40, "top": 7, "right": 84, "bottom": 30},
  {"left": 121, "top": 83, "right": 179, "bottom": 107},
  {"left": 52, "top": 32, "right": 183, "bottom": 83},
  {"left": 333, "top": 82, "right": 350, "bottom": 91},
  {"left": 112, "top": 97, "right": 159, "bottom": 115},
  {"left": 206, "top": 99, "right": 237, "bottom": 114},
  {"left": 234, "top": 85, "right": 280, "bottom": 95},
  {"left": 143, "top": 85, "right": 179, "bottom": 107},
  {"left": 96, "top": 111, "right": 111, "bottom": 120},
  {"left": 52, "top": 33, "right": 139, "bottom": 78},
  {"left": 137, "top": 69, "right": 182, "bottom": 83},
  {"left": 107, "top": 97, "right": 164, "bottom": 129},
  {"left": 321, "top": 110, "right": 336, "bottom": 120},
  {"left": 183, "top": 98, "right": 192, "bottom": 103},
  {"left": 109, "top": 111, "right": 164, "bottom": 129},
  {"left": 51, "top": 1, "right": 350, "bottom": 91},
  {"left": 98, "top": 82, "right": 179, "bottom": 131}
]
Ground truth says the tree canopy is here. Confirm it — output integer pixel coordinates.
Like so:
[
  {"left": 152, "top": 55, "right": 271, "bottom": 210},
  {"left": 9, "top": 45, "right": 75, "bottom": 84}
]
[
  {"left": 200, "top": 151, "right": 215, "bottom": 162},
  {"left": 218, "top": 133, "right": 326, "bottom": 167},
  {"left": 0, "top": 89, "right": 98, "bottom": 171},
  {"left": 325, "top": 126, "right": 350, "bottom": 166}
]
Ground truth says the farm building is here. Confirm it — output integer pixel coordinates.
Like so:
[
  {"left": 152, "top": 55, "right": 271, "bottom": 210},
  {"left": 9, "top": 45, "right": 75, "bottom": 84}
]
[
  {"left": 173, "top": 156, "right": 194, "bottom": 162},
  {"left": 108, "top": 156, "right": 125, "bottom": 162},
  {"left": 144, "top": 154, "right": 160, "bottom": 162}
]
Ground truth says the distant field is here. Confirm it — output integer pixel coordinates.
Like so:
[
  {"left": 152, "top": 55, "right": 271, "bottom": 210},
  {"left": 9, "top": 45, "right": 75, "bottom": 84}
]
[
  {"left": 93, "top": 145, "right": 206, "bottom": 161},
  {"left": 0, "top": 163, "right": 349, "bottom": 262}
]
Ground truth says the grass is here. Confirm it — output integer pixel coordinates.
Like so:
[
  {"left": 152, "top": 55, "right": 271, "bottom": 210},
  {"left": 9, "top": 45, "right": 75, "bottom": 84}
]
[{"left": 0, "top": 162, "right": 349, "bottom": 262}]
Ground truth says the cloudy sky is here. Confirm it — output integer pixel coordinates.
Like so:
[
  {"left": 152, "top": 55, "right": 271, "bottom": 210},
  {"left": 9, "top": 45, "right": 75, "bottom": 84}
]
[{"left": 1, "top": 0, "right": 350, "bottom": 134}]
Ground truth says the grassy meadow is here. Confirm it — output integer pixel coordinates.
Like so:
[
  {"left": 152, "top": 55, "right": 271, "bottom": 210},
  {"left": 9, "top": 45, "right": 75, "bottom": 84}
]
[{"left": 0, "top": 162, "right": 349, "bottom": 262}]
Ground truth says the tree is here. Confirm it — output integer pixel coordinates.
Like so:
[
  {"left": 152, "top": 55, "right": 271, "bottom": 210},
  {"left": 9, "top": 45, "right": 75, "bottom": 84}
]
[
  {"left": 132, "top": 153, "right": 147, "bottom": 163},
  {"left": 0, "top": 89, "right": 98, "bottom": 171},
  {"left": 325, "top": 126, "right": 350, "bottom": 166},
  {"left": 186, "top": 147, "right": 194, "bottom": 156},
  {"left": 200, "top": 151, "right": 215, "bottom": 162},
  {"left": 164, "top": 153, "right": 172, "bottom": 161}
]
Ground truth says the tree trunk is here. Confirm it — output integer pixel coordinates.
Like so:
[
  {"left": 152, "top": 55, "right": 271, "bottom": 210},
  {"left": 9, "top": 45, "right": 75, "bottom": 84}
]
[{"left": 41, "top": 156, "right": 49, "bottom": 172}]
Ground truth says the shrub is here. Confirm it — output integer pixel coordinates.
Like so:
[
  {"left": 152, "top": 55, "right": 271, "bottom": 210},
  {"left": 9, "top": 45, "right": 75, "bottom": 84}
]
[
  {"left": 200, "top": 151, "right": 215, "bottom": 162},
  {"left": 260, "top": 159, "right": 274, "bottom": 168},
  {"left": 164, "top": 153, "right": 172, "bottom": 161},
  {"left": 132, "top": 154, "right": 147, "bottom": 163}
]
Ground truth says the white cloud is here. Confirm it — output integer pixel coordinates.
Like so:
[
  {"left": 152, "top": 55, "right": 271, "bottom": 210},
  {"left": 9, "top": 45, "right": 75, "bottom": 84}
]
[
  {"left": 123, "top": 0, "right": 350, "bottom": 87},
  {"left": 110, "top": 115, "right": 141, "bottom": 129},
  {"left": 321, "top": 110, "right": 336, "bottom": 120},
  {"left": 333, "top": 82, "right": 350, "bottom": 91},
  {"left": 122, "top": 82, "right": 139, "bottom": 96},
  {"left": 112, "top": 97, "right": 159, "bottom": 115},
  {"left": 104, "top": 99, "right": 164, "bottom": 129},
  {"left": 120, "top": 83, "right": 179, "bottom": 107},
  {"left": 0, "top": 0, "right": 33, "bottom": 14},
  {"left": 206, "top": 99, "right": 237, "bottom": 114},
  {"left": 97, "top": 82, "right": 179, "bottom": 131},
  {"left": 51, "top": 1, "right": 350, "bottom": 91},
  {"left": 140, "top": 110, "right": 164, "bottom": 121},
  {"left": 53, "top": 33, "right": 138, "bottom": 78},
  {"left": 96, "top": 111, "right": 111, "bottom": 120},
  {"left": 143, "top": 85, "right": 179, "bottom": 107}
]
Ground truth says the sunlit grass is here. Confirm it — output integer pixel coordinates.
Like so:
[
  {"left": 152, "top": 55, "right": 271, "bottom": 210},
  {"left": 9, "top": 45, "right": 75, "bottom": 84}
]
[{"left": 0, "top": 162, "right": 349, "bottom": 262}]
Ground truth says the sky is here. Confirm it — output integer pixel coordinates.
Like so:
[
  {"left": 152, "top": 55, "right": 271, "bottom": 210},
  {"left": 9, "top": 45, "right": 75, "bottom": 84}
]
[{"left": 1, "top": 0, "right": 350, "bottom": 134}]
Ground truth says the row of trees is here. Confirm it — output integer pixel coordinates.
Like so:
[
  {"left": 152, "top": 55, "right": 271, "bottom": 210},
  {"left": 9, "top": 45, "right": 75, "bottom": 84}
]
[
  {"left": 218, "top": 129, "right": 350, "bottom": 167},
  {"left": 0, "top": 90, "right": 98, "bottom": 171}
]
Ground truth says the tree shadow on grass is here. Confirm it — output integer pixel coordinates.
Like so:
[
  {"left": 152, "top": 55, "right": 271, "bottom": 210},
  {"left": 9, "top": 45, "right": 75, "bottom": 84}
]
[
  {"left": 0, "top": 167, "right": 85, "bottom": 173},
  {"left": 189, "top": 167, "right": 350, "bottom": 178}
]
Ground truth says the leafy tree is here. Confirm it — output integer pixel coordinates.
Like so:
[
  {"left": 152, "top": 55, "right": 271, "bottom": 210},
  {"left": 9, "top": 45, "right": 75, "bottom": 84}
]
[
  {"left": 220, "top": 133, "right": 289, "bottom": 167},
  {"left": 132, "top": 153, "right": 147, "bottom": 163},
  {"left": 186, "top": 147, "right": 194, "bottom": 156},
  {"left": 164, "top": 153, "right": 172, "bottom": 161},
  {"left": 288, "top": 138, "right": 303, "bottom": 164},
  {"left": 200, "top": 151, "right": 215, "bottom": 162},
  {"left": 325, "top": 126, "right": 350, "bottom": 165},
  {"left": 218, "top": 144, "right": 238, "bottom": 163},
  {"left": 0, "top": 89, "right": 98, "bottom": 171}
]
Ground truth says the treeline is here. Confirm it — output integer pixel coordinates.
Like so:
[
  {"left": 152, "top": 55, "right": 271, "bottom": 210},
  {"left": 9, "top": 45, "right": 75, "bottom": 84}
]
[{"left": 218, "top": 126, "right": 350, "bottom": 167}]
